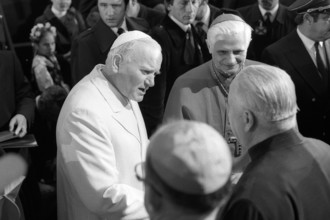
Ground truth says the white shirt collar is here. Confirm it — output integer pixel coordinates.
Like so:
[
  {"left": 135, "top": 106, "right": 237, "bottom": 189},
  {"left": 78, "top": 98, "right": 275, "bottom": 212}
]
[
  {"left": 111, "top": 18, "right": 128, "bottom": 35},
  {"left": 51, "top": 6, "right": 67, "bottom": 18},
  {"left": 169, "top": 14, "right": 190, "bottom": 32},
  {"left": 258, "top": 4, "right": 279, "bottom": 22}
]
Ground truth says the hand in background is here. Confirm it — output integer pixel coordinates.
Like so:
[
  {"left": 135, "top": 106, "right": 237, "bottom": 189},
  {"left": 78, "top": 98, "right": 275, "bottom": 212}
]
[{"left": 9, "top": 114, "right": 27, "bottom": 138}]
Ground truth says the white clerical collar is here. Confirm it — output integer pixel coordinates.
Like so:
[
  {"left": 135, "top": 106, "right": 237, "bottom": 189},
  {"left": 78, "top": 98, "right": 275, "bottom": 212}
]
[
  {"left": 258, "top": 4, "right": 279, "bottom": 22},
  {"left": 51, "top": 6, "right": 67, "bottom": 18},
  {"left": 194, "top": 3, "right": 210, "bottom": 27},
  {"left": 169, "top": 14, "right": 190, "bottom": 32},
  {"left": 111, "top": 18, "right": 128, "bottom": 35}
]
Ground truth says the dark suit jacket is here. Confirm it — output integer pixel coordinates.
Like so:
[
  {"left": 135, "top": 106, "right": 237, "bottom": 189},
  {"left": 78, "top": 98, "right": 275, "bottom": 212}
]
[
  {"left": 0, "top": 51, "right": 35, "bottom": 131},
  {"left": 70, "top": 17, "right": 149, "bottom": 85},
  {"left": 35, "top": 5, "right": 86, "bottom": 55},
  {"left": 139, "top": 15, "right": 207, "bottom": 136},
  {"left": 221, "top": 0, "right": 296, "bottom": 9},
  {"left": 262, "top": 30, "right": 330, "bottom": 144},
  {"left": 221, "top": 129, "right": 330, "bottom": 220},
  {"left": 138, "top": 3, "right": 165, "bottom": 27},
  {"left": 238, "top": 3, "right": 296, "bottom": 61}
]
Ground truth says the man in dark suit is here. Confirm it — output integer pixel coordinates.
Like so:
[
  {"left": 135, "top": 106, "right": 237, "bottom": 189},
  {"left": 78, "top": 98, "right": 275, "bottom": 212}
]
[
  {"left": 71, "top": 0, "right": 149, "bottom": 85},
  {"left": 238, "top": 0, "right": 296, "bottom": 61},
  {"left": 262, "top": 0, "right": 330, "bottom": 144},
  {"left": 139, "top": 0, "right": 208, "bottom": 136},
  {"left": 222, "top": 64, "right": 330, "bottom": 220}
]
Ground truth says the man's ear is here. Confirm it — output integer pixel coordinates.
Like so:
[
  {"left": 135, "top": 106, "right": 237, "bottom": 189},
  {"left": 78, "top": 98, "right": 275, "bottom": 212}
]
[
  {"left": 303, "top": 13, "right": 313, "bottom": 24},
  {"left": 112, "top": 54, "right": 123, "bottom": 73},
  {"left": 206, "top": 38, "right": 212, "bottom": 54},
  {"left": 243, "top": 110, "right": 255, "bottom": 132}
]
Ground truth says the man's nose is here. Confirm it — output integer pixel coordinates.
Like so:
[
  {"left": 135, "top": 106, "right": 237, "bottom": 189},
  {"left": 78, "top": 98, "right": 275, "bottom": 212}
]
[
  {"left": 226, "top": 53, "right": 236, "bottom": 64},
  {"left": 146, "top": 75, "right": 155, "bottom": 87},
  {"left": 185, "top": 1, "right": 194, "bottom": 13},
  {"left": 105, "top": 6, "right": 115, "bottom": 16}
]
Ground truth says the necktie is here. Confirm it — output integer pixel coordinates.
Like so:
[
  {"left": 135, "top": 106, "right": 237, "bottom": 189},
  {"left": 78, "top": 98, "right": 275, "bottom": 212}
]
[
  {"left": 195, "top": 21, "right": 206, "bottom": 42},
  {"left": 315, "top": 42, "right": 328, "bottom": 84},
  {"left": 183, "top": 27, "right": 195, "bottom": 65},
  {"left": 264, "top": 12, "right": 272, "bottom": 27},
  {"left": 117, "top": 27, "right": 125, "bottom": 35}
]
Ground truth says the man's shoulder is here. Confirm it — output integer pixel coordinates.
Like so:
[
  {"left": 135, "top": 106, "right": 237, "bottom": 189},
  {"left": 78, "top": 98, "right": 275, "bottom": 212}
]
[
  {"left": 171, "top": 62, "right": 212, "bottom": 91},
  {"left": 263, "top": 31, "right": 296, "bottom": 56},
  {"left": 75, "top": 27, "right": 95, "bottom": 42}
]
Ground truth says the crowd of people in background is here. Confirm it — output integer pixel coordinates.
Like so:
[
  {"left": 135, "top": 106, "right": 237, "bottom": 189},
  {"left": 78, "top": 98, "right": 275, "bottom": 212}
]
[{"left": 0, "top": 0, "right": 329, "bottom": 219}]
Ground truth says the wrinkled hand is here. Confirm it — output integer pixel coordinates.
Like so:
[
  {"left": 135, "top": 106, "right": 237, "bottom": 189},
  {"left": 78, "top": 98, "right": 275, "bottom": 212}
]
[{"left": 9, "top": 114, "right": 27, "bottom": 138}]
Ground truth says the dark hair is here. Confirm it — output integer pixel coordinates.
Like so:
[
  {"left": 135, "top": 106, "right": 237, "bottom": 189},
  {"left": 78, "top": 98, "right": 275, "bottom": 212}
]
[{"left": 146, "top": 159, "right": 232, "bottom": 214}]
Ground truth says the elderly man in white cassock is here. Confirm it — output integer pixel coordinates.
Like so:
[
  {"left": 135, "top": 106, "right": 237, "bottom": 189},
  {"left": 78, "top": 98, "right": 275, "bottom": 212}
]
[{"left": 56, "top": 30, "right": 163, "bottom": 220}]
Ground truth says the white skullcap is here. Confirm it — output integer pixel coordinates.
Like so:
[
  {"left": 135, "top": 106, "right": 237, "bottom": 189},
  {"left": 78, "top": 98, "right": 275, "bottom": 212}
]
[
  {"left": 110, "top": 30, "right": 152, "bottom": 50},
  {"left": 147, "top": 120, "right": 232, "bottom": 195}
]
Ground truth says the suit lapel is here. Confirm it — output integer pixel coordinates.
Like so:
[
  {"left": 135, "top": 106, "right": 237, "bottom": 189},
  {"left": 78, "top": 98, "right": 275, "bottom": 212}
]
[
  {"left": 285, "top": 31, "right": 326, "bottom": 96},
  {"left": 94, "top": 20, "right": 117, "bottom": 54},
  {"left": 90, "top": 68, "right": 141, "bottom": 143}
]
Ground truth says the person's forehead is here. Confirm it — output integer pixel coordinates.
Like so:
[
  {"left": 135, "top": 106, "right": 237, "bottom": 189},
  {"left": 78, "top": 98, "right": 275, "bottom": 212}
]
[{"left": 214, "top": 34, "right": 247, "bottom": 49}]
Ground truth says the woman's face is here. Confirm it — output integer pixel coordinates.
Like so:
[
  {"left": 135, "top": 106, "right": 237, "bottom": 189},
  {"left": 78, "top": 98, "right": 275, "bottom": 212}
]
[{"left": 36, "top": 32, "right": 56, "bottom": 57}]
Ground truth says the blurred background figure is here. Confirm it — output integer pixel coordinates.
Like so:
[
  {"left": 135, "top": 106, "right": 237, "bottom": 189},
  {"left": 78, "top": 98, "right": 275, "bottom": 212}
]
[
  {"left": 142, "top": 120, "right": 232, "bottom": 220},
  {"left": 30, "top": 23, "right": 71, "bottom": 96},
  {"left": 262, "top": 0, "right": 330, "bottom": 144},
  {"left": 238, "top": 0, "right": 296, "bottom": 61},
  {"left": 34, "top": 0, "right": 86, "bottom": 63}
]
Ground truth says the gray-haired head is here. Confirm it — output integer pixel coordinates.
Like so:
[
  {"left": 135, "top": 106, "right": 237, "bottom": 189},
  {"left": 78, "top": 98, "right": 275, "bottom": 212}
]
[
  {"left": 230, "top": 65, "right": 298, "bottom": 123},
  {"left": 206, "top": 14, "right": 252, "bottom": 53}
]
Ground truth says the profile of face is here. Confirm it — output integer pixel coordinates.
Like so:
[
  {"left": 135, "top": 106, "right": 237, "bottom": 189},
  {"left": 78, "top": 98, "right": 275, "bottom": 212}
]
[
  {"left": 51, "top": 0, "right": 72, "bottom": 12},
  {"left": 211, "top": 34, "right": 248, "bottom": 79},
  {"left": 195, "top": 0, "right": 207, "bottom": 21},
  {"left": 36, "top": 32, "right": 56, "bottom": 57},
  {"left": 168, "top": 0, "right": 201, "bottom": 25},
  {"left": 309, "top": 13, "right": 330, "bottom": 41},
  {"left": 98, "top": 0, "right": 126, "bottom": 28},
  {"left": 258, "top": 0, "right": 279, "bottom": 11},
  {"left": 114, "top": 44, "right": 162, "bottom": 102}
]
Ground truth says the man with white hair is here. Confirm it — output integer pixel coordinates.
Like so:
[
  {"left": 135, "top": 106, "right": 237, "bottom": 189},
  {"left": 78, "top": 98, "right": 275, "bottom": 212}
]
[
  {"left": 221, "top": 65, "right": 330, "bottom": 220},
  {"left": 56, "top": 31, "right": 162, "bottom": 220},
  {"left": 163, "top": 13, "right": 259, "bottom": 172},
  {"left": 139, "top": 120, "right": 232, "bottom": 220}
]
